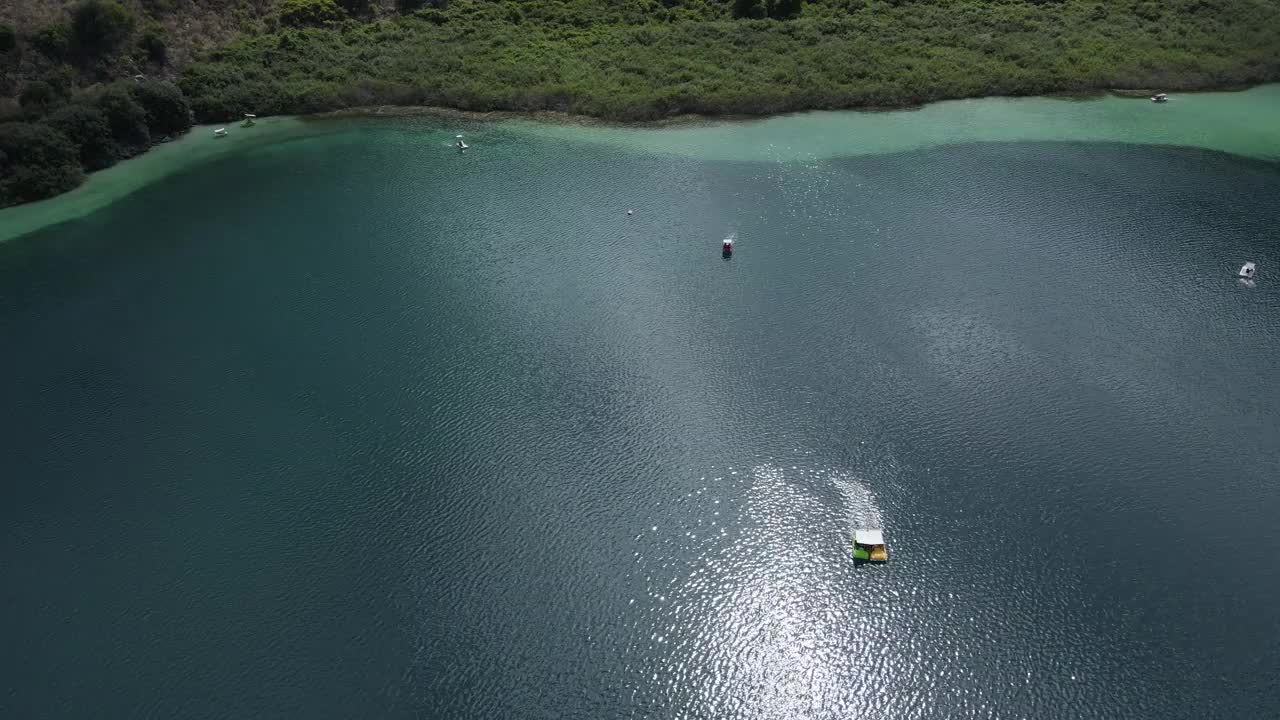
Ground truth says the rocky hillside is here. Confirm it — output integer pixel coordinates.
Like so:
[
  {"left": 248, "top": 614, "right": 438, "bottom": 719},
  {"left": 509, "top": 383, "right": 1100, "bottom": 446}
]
[{"left": 1, "top": 0, "right": 281, "bottom": 113}]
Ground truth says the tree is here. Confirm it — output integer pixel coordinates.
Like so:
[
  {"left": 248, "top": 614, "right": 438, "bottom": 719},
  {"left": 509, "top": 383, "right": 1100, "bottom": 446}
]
[
  {"left": 94, "top": 85, "right": 150, "bottom": 152},
  {"left": 137, "top": 25, "right": 167, "bottom": 63},
  {"left": 335, "top": 0, "right": 372, "bottom": 16},
  {"left": 0, "top": 122, "right": 84, "bottom": 206},
  {"left": 396, "top": 0, "right": 427, "bottom": 10},
  {"left": 768, "top": 0, "right": 803, "bottom": 19},
  {"left": 140, "top": 0, "right": 176, "bottom": 16},
  {"left": 278, "top": 0, "right": 347, "bottom": 27},
  {"left": 32, "top": 24, "right": 72, "bottom": 59},
  {"left": 47, "top": 103, "right": 119, "bottom": 170},
  {"left": 0, "top": 25, "right": 16, "bottom": 54},
  {"left": 19, "top": 81, "right": 60, "bottom": 112},
  {"left": 413, "top": 7, "right": 448, "bottom": 24},
  {"left": 127, "top": 80, "right": 192, "bottom": 136},
  {"left": 732, "top": 0, "right": 766, "bottom": 19},
  {"left": 72, "top": 0, "right": 137, "bottom": 53},
  {"left": 43, "top": 65, "right": 78, "bottom": 97}
]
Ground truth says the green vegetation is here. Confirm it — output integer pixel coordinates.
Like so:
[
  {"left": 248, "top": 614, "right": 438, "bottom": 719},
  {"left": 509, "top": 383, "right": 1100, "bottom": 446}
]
[
  {"left": 127, "top": 79, "right": 192, "bottom": 136},
  {"left": 137, "top": 24, "right": 168, "bottom": 65},
  {"left": 19, "top": 81, "right": 61, "bottom": 112},
  {"left": 278, "top": 0, "right": 349, "bottom": 28},
  {"left": 72, "top": 0, "right": 138, "bottom": 53},
  {"left": 0, "top": 25, "right": 17, "bottom": 55},
  {"left": 0, "top": 0, "right": 197, "bottom": 207},
  {"left": 177, "top": 0, "right": 1280, "bottom": 123},
  {"left": 94, "top": 84, "right": 152, "bottom": 150},
  {"left": 0, "top": 79, "right": 191, "bottom": 206},
  {"left": 2, "top": 0, "right": 1279, "bottom": 207},
  {"left": 0, "top": 122, "right": 83, "bottom": 205},
  {"left": 46, "top": 103, "right": 118, "bottom": 170},
  {"left": 31, "top": 24, "right": 73, "bottom": 60}
]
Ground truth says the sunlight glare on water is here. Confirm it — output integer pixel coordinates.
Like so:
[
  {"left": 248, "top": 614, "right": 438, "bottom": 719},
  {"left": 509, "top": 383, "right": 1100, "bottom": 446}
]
[
  {"left": 624, "top": 462, "right": 915, "bottom": 719},
  {"left": 1, "top": 90, "right": 1279, "bottom": 719}
]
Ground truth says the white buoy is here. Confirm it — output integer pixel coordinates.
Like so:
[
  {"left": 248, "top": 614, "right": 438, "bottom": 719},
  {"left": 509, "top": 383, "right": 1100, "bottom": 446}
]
[{"left": 627, "top": 209, "right": 634, "bottom": 215}]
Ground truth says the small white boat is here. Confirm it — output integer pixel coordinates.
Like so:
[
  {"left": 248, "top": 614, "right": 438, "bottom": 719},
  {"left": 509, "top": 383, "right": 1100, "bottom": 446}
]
[
  {"left": 853, "top": 529, "right": 888, "bottom": 563},
  {"left": 1238, "top": 261, "right": 1257, "bottom": 279},
  {"left": 213, "top": 128, "right": 228, "bottom": 138},
  {"left": 1152, "top": 93, "right": 1168, "bottom": 103},
  {"left": 455, "top": 135, "right": 469, "bottom": 151}
]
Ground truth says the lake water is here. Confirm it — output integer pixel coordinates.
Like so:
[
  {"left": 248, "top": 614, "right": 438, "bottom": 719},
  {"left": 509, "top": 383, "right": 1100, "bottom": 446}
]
[{"left": 2, "top": 90, "right": 1279, "bottom": 718}]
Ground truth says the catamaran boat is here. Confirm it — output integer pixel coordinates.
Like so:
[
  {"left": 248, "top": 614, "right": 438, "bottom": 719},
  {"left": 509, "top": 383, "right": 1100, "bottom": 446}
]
[
  {"left": 1151, "top": 93, "right": 1168, "bottom": 103},
  {"left": 213, "top": 128, "right": 228, "bottom": 138},
  {"left": 853, "top": 529, "right": 888, "bottom": 563},
  {"left": 1238, "top": 261, "right": 1257, "bottom": 279}
]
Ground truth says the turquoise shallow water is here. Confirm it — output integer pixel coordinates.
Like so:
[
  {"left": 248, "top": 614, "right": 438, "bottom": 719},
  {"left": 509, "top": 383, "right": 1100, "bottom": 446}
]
[
  {"left": 513, "top": 84, "right": 1280, "bottom": 162},
  {"left": 1, "top": 91, "right": 1279, "bottom": 718},
  {"left": 3, "top": 84, "right": 1280, "bottom": 244}
]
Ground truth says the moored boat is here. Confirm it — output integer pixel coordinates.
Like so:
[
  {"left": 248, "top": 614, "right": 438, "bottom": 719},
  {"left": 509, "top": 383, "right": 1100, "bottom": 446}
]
[
  {"left": 1238, "top": 261, "right": 1257, "bottom": 279},
  {"left": 213, "top": 128, "right": 228, "bottom": 138},
  {"left": 1152, "top": 93, "right": 1168, "bottom": 103}
]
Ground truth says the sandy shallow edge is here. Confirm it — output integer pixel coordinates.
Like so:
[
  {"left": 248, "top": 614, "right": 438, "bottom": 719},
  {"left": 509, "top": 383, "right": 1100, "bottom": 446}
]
[{"left": 2, "top": 83, "right": 1274, "bottom": 245}]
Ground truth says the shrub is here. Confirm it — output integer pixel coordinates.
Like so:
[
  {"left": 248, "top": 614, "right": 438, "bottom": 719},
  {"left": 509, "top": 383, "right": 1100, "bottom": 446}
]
[
  {"left": 43, "top": 66, "right": 78, "bottom": 97},
  {"left": 32, "top": 24, "right": 72, "bottom": 59},
  {"left": 335, "top": 0, "right": 372, "bottom": 16},
  {"left": 732, "top": 0, "right": 766, "bottom": 19},
  {"left": 46, "top": 102, "right": 119, "bottom": 170},
  {"left": 169, "top": 0, "right": 1280, "bottom": 125},
  {"left": 178, "top": 64, "right": 252, "bottom": 121},
  {"left": 769, "top": 0, "right": 803, "bottom": 19},
  {"left": 72, "top": 0, "right": 137, "bottom": 53},
  {"left": 138, "top": 25, "right": 167, "bottom": 64},
  {"left": 94, "top": 85, "right": 150, "bottom": 152},
  {"left": 127, "top": 80, "right": 192, "bottom": 135},
  {"left": 19, "top": 81, "right": 61, "bottom": 111},
  {"left": 139, "top": 0, "right": 176, "bottom": 16},
  {"left": 278, "top": 0, "right": 347, "bottom": 27},
  {"left": 399, "top": 0, "right": 446, "bottom": 11},
  {"left": 414, "top": 8, "right": 448, "bottom": 24},
  {"left": 0, "top": 122, "right": 84, "bottom": 206},
  {"left": 0, "top": 25, "right": 16, "bottom": 54}
]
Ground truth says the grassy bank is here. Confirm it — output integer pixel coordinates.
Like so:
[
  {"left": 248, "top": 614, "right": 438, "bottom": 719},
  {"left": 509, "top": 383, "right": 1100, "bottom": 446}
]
[
  {"left": 179, "top": 0, "right": 1280, "bottom": 122},
  {"left": 5, "top": 0, "right": 1280, "bottom": 206}
]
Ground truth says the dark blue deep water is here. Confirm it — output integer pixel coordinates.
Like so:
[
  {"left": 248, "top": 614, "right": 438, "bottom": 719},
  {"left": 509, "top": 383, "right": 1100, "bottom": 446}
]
[{"left": 2, "top": 127, "right": 1279, "bottom": 718}]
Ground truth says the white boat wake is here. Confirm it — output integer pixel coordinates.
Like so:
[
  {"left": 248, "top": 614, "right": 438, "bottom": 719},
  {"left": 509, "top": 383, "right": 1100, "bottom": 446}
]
[{"left": 830, "top": 473, "right": 883, "bottom": 533}]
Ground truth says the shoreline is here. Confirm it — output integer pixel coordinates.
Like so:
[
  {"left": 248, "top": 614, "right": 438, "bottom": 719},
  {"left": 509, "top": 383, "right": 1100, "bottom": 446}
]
[
  {"left": 310, "top": 86, "right": 1233, "bottom": 130},
  {"left": 0, "top": 116, "right": 320, "bottom": 245},
  {"left": 3, "top": 83, "right": 1279, "bottom": 245}
]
